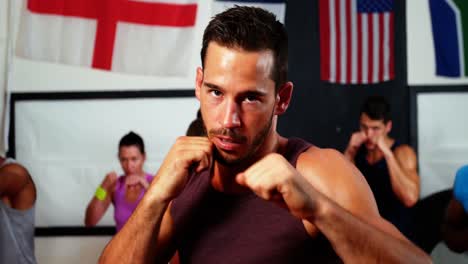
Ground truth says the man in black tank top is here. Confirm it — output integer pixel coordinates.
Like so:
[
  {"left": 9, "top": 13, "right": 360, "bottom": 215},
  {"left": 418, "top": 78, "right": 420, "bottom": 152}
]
[
  {"left": 344, "top": 96, "right": 420, "bottom": 239},
  {"left": 99, "top": 7, "right": 430, "bottom": 264}
]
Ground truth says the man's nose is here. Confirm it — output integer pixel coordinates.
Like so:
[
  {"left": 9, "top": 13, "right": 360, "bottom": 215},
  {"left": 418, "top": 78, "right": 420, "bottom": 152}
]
[
  {"left": 363, "top": 128, "right": 370, "bottom": 136},
  {"left": 222, "top": 100, "right": 241, "bottom": 128}
]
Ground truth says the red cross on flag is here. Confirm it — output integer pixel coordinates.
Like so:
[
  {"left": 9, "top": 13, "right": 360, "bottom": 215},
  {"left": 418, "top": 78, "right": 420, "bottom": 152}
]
[{"left": 16, "top": 0, "right": 198, "bottom": 77}]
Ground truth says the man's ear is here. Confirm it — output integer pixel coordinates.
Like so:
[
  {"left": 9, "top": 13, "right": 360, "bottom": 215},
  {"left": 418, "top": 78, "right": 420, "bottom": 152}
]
[
  {"left": 275, "top": 81, "right": 294, "bottom": 115},
  {"left": 385, "top": 120, "right": 393, "bottom": 134},
  {"left": 195, "top": 67, "right": 203, "bottom": 100}
]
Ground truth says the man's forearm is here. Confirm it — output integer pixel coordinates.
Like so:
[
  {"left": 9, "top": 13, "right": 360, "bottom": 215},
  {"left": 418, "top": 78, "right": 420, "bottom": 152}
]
[
  {"left": 313, "top": 198, "right": 431, "bottom": 264},
  {"left": 99, "top": 195, "right": 170, "bottom": 263},
  {"left": 385, "top": 154, "right": 419, "bottom": 206}
]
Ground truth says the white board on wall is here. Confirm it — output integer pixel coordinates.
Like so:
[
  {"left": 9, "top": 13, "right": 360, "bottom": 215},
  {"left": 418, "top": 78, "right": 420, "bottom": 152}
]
[
  {"left": 417, "top": 92, "right": 468, "bottom": 198},
  {"left": 14, "top": 96, "right": 199, "bottom": 227}
]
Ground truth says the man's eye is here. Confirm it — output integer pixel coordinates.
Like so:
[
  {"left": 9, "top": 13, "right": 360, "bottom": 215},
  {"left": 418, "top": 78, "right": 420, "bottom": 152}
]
[
  {"left": 211, "top": 90, "right": 222, "bottom": 97},
  {"left": 245, "top": 96, "right": 258, "bottom": 102}
]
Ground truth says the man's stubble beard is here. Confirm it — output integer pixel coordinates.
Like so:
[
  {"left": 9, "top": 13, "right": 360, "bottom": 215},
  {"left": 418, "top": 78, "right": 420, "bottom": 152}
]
[{"left": 211, "top": 110, "right": 275, "bottom": 167}]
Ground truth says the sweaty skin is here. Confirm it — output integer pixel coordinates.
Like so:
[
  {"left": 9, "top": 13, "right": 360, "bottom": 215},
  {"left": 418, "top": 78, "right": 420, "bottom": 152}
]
[{"left": 99, "top": 43, "right": 430, "bottom": 264}]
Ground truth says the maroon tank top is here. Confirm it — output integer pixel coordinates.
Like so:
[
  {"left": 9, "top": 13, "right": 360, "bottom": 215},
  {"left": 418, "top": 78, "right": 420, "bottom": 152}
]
[{"left": 171, "top": 138, "right": 342, "bottom": 264}]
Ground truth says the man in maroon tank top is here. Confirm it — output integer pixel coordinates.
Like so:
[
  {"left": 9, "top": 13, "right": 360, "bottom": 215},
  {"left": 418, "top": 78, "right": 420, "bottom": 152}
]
[{"left": 99, "top": 6, "right": 431, "bottom": 264}]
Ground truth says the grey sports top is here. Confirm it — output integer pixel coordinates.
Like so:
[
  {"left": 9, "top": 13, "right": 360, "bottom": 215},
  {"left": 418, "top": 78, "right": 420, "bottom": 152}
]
[{"left": 0, "top": 158, "right": 36, "bottom": 264}]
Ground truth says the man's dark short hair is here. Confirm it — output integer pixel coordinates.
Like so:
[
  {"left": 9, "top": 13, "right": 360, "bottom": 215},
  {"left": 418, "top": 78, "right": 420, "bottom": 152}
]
[
  {"left": 360, "top": 96, "right": 391, "bottom": 123},
  {"left": 186, "top": 109, "right": 206, "bottom": 137},
  {"left": 200, "top": 6, "right": 288, "bottom": 92},
  {"left": 119, "top": 131, "right": 145, "bottom": 154}
]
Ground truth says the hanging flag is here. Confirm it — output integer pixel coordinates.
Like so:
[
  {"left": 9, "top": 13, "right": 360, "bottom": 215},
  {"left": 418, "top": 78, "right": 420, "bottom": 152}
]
[
  {"left": 16, "top": 0, "right": 198, "bottom": 77},
  {"left": 212, "top": 0, "right": 286, "bottom": 24},
  {"left": 319, "top": 0, "right": 394, "bottom": 84},
  {"left": 429, "top": 0, "right": 468, "bottom": 78}
]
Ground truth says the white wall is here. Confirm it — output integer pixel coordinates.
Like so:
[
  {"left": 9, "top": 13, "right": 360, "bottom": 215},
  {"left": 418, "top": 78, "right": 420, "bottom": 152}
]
[
  {"left": 16, "top": 98, "right": 199, "bottom": 227},
  {"left": 0, "top": 0, "right": 12, "bottom": 155}
]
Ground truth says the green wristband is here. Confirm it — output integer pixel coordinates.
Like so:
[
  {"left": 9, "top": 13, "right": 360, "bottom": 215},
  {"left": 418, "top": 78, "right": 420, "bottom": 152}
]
[{"left": 95, "top": 186, "right": 107, "bottom": 201}]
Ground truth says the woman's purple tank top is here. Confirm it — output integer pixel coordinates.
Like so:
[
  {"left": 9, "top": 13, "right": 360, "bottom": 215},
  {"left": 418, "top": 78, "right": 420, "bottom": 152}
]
[{"left": 113, "top": 173, "right": 153, "bottom": 231}]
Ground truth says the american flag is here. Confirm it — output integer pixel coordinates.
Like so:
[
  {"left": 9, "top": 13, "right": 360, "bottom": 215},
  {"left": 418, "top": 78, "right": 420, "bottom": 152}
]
[{"left": 319, "top": 0, "right": 394, "bottom": 84}]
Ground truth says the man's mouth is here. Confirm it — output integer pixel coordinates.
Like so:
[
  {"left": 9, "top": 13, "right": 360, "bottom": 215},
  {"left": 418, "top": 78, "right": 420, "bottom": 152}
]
[
  {"left": 213, "top": 136, "right": 244, "bottom": 151},
  {"left": 218, "top": 135, "right": 241, "bottom": 143}
]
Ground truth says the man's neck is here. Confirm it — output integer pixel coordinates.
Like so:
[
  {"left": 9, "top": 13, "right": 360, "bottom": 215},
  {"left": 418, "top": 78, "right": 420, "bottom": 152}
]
[{"left": 211, "top": 133, "right": 287, "bottom": 194}]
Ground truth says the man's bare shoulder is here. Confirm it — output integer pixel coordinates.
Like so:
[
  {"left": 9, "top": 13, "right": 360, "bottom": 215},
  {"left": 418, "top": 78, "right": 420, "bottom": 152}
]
[
  {"left": 1, "top": 162, "right": 31, "bottom": 179},
  {"left": 296, "top": 147, "right": 361, "bottom": 188},
  {"left": 0, "top": 162, "right": 35, "bottom": 208},
  {"left": 393, "top": 144, "right": 418, "bottom": 169},
  {"left": 297, "top": 146, "right": 359, "bottom": 181},
  {"left": 0, "top": 162, "right": 34, "bottom": 193},
  {"left": 296, "top": 147, "right": 379, "bottom": 216},
  {"left": 394, "top": 144, "right": 416, "bottom": 157}
]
